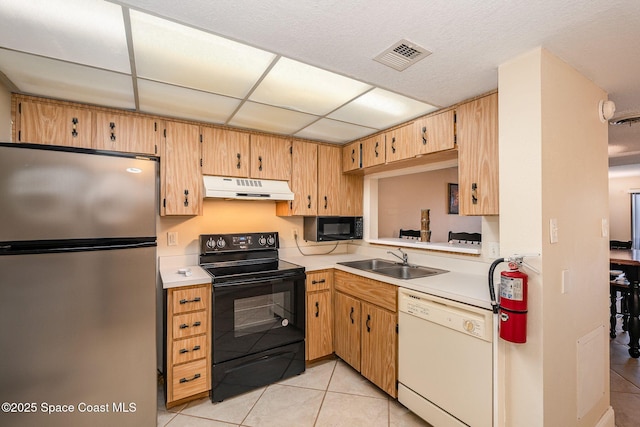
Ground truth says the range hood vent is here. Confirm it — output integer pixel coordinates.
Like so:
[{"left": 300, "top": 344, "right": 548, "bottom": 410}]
[{"left": 203, "top": 175, "right": 294, "bottom": 201}]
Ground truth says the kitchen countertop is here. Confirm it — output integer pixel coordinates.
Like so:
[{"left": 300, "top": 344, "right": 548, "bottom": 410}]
[
  {"left": 283, "top": 253, "right": 492, "bottom": 310},
  {"left": 158, "top": 252, "right": 493, "bottom": 310}
]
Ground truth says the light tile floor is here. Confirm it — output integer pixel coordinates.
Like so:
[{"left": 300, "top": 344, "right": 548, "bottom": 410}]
[
  {"left": 610, "top": 319, "right": 640, "bottom": 427},
  {"left": 158, "top": 357, "right": 431, "bottom": 427},
  {"left": 158, "top": 321, "right": 640, "bottom": 427}
]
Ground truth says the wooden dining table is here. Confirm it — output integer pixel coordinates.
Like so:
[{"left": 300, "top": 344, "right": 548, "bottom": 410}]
[{"left": 610, "top": 249, "right": 640, "bottom": 358}]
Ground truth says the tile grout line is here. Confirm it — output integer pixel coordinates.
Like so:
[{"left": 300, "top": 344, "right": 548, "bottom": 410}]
[{"left": 313, "top": 359, "right": 339, "bottom": 427}]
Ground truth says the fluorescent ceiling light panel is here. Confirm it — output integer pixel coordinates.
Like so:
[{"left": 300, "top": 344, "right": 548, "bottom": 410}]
[
  {"left": 130, "top": 11, "right": 276, "bottom": 99},
  {"left": 0, "top": 0, "right": 130, "bottom": 73},
  {"left": 0, "top": 49, "right": 135, "bottom": 109},
  {"left": 295, "top": 118, "right": 377, "bottom": 144},
  {"left": 250, "top": 57, "right": 372, "bottom": 115},
  {"left": 138, "top": 79, "right": 242, "bottom": 123},
  {"left": 229, "top": 102, "right": 318, "bottom": 135},
  {"left": 329, "top": 88, "right": 437, "bottom": 129}
]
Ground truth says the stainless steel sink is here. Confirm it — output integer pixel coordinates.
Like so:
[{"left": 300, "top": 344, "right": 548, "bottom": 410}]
[
  {"left": 338, "top": 258, "right": 448, "bottom": 280},
  {"left": 338, "top": 258, "right": 398, "bottom": 271}
]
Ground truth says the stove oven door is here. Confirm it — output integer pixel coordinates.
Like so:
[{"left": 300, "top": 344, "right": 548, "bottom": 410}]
[{"left": 212, "top": 273, "right": 306, "bottom": 364}]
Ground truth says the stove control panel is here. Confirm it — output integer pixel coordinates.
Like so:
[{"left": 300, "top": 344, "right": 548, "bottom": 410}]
[{"left": 200, "top": 232, "right": 279, "bottom": 253}]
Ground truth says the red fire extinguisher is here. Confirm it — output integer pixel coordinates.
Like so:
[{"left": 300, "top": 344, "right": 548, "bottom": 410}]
[{"left": 489, "top": 256, "right": 529, "bottom": 343}]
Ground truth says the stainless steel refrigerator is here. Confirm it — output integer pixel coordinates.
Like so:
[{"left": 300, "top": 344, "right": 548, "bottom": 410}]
[{"left": 0, "top": 143, "right": 158, "bottom": 427}]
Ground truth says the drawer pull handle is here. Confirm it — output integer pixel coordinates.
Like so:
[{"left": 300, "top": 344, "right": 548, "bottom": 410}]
[
  {"left": 179, "top": 297, "right": 201, "bottom": 305},
  {"left": 324, "top": 196, "right": 328, "bottom": 209},
  {"left": 366, "top": 314, "right": 371, "bottom": 332},
  {"left": 179, "top": 373, "right": 201, "bottom": 383},
  {"left": 350, "top": 307, "right": 354, "bottom": 324},
  {"left": 179, "top": 345, "right": 201, "bottom": 354},
  {"left": 315, "top": 301, "right": 319, "bottom": 317},
  {"left": 179, "top": 321, "right": 201, "bottom": 329},
  {"left": 311, "top": 279, "right": 326, "bottom": 285}
]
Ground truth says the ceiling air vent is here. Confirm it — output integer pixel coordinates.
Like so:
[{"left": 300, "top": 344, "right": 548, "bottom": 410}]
[
  {"left": 374, "top": 39, "right": 432, "bottom": 71},
  {"left": 610, "top": 113, "right": 640, "bottom": 126}
]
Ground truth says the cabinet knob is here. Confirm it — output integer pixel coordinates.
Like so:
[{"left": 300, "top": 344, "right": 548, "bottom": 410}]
[
  {"left": 110, "top": 122, "right": 116, "bottom": 142},
  {"left": 366, "top": 314, "right": 371, "bottom": 332},
  {"left": 258, "top": 156, "right": 263, "bottom": 171},
  {"left": 236, "top": 153, "right": 241, "bottom": 169},
  {"left": 315, "top": 301, "right": 319, "bottom": 317},
  {"left": 374, "top": 141, "right": 379, "bottom": 157},
  {"left": 324, "top": 196, "right": 328, "bottom": 209},
  {"left": 71, "top": 117, "right": 78, "bottom": 137},
  {"left": 307, "top": 195, "right": 312, "bottom": 209},
  {"left": 422, "top": 126, "right": 427, "bottom": 145},
  {"left": 350, "top": 307, "right": 355, "bottom": 324},
  {"left": 471, "top": 183, "right": 478, "bottom": 205},
  {"left": 184, "top": 189, "right": 189, "bottom": 207},
  {"left": 391, "top": 137, "right": 396, "bottom": 153}
]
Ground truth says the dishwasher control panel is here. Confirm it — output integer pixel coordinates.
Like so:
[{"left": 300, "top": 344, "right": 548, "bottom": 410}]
[{"left": 399, "top": 288, "right": 493, "bottom": 342}]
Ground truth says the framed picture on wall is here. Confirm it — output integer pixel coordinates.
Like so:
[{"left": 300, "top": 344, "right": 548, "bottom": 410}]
[{"left": 448, "top": 183, "right": 459, "bottom": 214}]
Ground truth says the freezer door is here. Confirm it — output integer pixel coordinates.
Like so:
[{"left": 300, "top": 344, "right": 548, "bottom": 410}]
[
  {"left": 0, "top": 144, "right": 157, "bottom": 242},
  {"left": 0, "top": 246, "right": 156, "bottom": 427}
]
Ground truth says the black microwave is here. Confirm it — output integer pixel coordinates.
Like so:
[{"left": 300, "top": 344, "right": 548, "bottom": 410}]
[{"left": 303, "top": 216, "right": 363, "bottom": 242}]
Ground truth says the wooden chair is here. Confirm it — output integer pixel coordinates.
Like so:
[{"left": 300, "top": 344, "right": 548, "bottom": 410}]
[
  {"left": 610, "top": 240, "right": 632, "bottom": 249},
  {"left": 399, "top": 229, "right": 421, "bottom": 240},
  {"left": 448, "top": 231, "right": 481, "bottom": 244}
]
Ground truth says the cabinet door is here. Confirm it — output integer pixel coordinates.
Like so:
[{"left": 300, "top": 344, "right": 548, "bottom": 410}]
[
  {"left": 290, "top": 140, "right": 317, "bottom": 215},
  {"left": 342, "top": 141, "right": 361, "bottom": 172},
  {"left": 457, "top": 93, "right": 499, "bottom": 215},
  {"left": 306, "top": 290, "right": 333, "bottom": 361},
  {"left": 385, "top": 123, "right": 415, "bottom": 163},
  {"left": 334, "top": 291, "right": 361, "bottom": 371},
  {"left": 250, "top": 134, "right": 292, "bottom": 180},
  {"left": 414, "top": 110, "right": 456, "bottom": 155},
  {"left": 361, "top": 301, "right": 397, "bottom": 397},
  {"left": 94, "top": 112, "right": 159, "bottom": 155},
  {"left": 317, "top": 145, "right": 342, "bottom": 216},
  {"left": 362, "top": 135, "right": 385, "bottom": 168},
  {"left": 340, "top": 174, "right": 363, "bottom": 216},
  {"left": 18, "top": 99, "right": 92, "bottom": 148},
  {"left": 161, "top": 121, "right": 202, "bottom": 216},
  {"left": 201, "top": 127, "right": 250, "bottom": 177}
]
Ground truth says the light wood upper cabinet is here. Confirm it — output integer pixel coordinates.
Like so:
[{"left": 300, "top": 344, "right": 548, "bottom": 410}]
[
  {"left": 340, "top": 174, "right": 363, "bottom": 216},
  {"left": 414, "top": 109, "right": 456, "bottom": 155},
  {"left": 17, "top": 98, "right": 92, "bottom": 148},
  {"left": 342, "top": 141, "right": 361, "bottom": 172},
  {"left": 290, "top": 140, "right": 318, "bottom": 216},
  {"left": 201, "top": 127, "right": 250, "bottom": 177},
  {"left": 385, "top": 123, "right": 416, "bottom": 163},
  {"left": 161, "top": 121, "right": 202, "bottom": 216},
  {"left": 362, "top": 134, "right": 385, "bottom": 168},
  {"left": 457, "top": 93, "right": 499, "bottom": 215},
  {"left": 317, "top": 145, "right": 342, "bottom": 216},
  {"left": 250, "top": 134, "right": 292, "bottom": 180},
  {"left": 94, "top": 112, "right": 159, "bottom": 155}
]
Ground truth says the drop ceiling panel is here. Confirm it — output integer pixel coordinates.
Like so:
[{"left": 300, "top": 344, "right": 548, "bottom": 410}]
[
  {"left": 295, "top": 118, "right": 376, "bottom": 144},
  {"left": 0, "top": 0, "right": 130, "bottom": 73},
  {"left": 0, "top": 49, "right": 135, "bottom": 109},
  {"left": 130, "top": 10, "right": 277, "bottom": 99},
  {"left": 249, "top": 57, "right": 372, "bottom": 115},
  {"left": 328, "top": 88, "right": 437, "bottom": 129},
  {"left": 229, "top": 102, "right": 318, "bottom": 135},
  {"left": 137, "top": 79, "right": 241, "bottom": 123}
]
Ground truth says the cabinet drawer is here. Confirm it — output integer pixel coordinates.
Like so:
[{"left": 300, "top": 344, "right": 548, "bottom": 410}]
[
  {"left": 172, "top": 335, "right": 207, "bottom": 365},
  {"left": 334, "top": 270, "right": 397, "bottom": 312},
  {"left": 172, "top": 359, "right": 208, "bottom": 401},
  {"left": 173, "top": 311, "right": 208, "bottom": 339},
  {"left": 306, "top": 270, "right": 333, "bottom": 292},
  {"left": 172, "top": 285, "right": 208, "bottom": 314}
]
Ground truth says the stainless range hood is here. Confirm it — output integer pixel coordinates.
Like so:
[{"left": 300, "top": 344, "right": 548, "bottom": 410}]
[{"left": 203, "top": 175, "right": 294, "bottom": 201}]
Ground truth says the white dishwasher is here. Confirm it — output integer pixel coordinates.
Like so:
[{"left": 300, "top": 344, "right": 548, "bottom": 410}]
[{"left": 398, "top": 288, "right": 493, "bottom": 427}]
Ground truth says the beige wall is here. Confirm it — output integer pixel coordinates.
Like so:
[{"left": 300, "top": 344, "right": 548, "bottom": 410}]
[
  {"left": 499, "top": 48, "right": 610, "bottom": 426},
  {"left": 0, "top": 83, "right": 11, "bottom": 141},
  {"left": 377, "top": 167, "right": 481, "bottom": 242},
  {"left": 609, "top": 174, "right": 640, "bottom": 241}
]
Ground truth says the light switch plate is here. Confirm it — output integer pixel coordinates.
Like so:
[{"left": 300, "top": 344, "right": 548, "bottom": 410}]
[
  {"left": 550, "top": 218, "right": 558, "bottom": 244},
  {"left": 167, "top": 231, "right": 178, "bottom": 246}
]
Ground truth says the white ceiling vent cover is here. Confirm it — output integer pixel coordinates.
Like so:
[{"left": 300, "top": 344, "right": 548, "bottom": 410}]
[{"left": 374, "top": 39, "right": 432, "bottom": 71}]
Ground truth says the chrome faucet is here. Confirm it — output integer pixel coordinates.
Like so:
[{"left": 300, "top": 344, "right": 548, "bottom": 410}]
[{"left": 387, "top": 248, "right": 409, "bottom": 265}]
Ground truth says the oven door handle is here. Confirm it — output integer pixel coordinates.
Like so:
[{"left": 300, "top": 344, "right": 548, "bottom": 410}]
[{"left": 213, "top": 273, "right": 306, "bottom": 290}]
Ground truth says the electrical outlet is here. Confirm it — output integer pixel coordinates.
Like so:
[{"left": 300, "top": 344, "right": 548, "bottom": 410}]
[
  {"left": 549, "top": 218, "right": 558, "bottom": 244},
  {"left": 167, "top": 231, "right": 178, "bottom": 246}
]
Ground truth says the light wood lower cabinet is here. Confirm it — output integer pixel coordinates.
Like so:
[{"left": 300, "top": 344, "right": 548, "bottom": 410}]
[
  {"left": 334, "top": 270, "right": 397, "bottom": 397},
  {"left": 306, "top": 270, "right": 333, "bottom": 361},
  {"left": 166, "top": 284, "right": 211, "bottom": 408}
]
